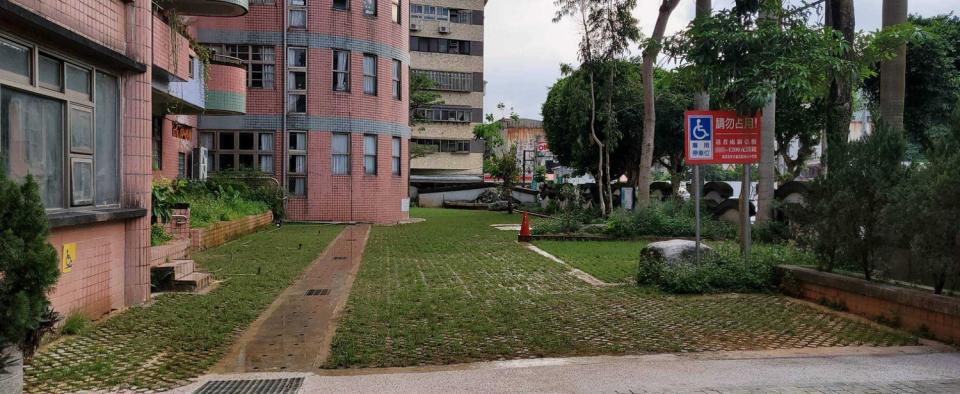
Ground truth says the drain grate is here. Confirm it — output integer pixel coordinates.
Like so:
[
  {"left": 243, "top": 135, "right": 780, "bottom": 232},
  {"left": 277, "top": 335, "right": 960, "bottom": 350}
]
[
  {"left": 333, "top": 256, "right": 348, "bottom": 260},
  {"left": 194, "top": 377, "right": 304, "bottom": 394},
  {"left": 305, "top": 288, "right": 330, "bottom": 296}
]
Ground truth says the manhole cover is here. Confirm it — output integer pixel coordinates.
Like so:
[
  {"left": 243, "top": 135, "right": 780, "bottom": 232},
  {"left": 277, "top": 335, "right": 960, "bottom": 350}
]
[
  {"left": 305, "top": 288, "right": 330, "bottom": 296},
  {"left": 194, "top": 377, "right": 304, "bottom": 394}
]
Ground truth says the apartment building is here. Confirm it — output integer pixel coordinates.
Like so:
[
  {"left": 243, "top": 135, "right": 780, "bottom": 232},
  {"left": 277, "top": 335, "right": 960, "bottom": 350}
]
[
  {"left": 0, "top": 0, "right": 251, "bottom": 317},
  {"left": 408, "top": 0, "right": 486, "bottom": 186},
  {"left": 192, "top": 0, "right": 412, "bottom": 224}
]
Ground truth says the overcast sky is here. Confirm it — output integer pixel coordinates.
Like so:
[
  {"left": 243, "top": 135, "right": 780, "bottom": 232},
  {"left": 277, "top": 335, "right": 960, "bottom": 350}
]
[{"left": 483, "top": 0, "right": 959, "bottom": 121}]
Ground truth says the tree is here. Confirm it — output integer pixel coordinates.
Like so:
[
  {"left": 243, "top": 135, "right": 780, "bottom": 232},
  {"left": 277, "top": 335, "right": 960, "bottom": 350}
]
[
  {"left": 775, "top": 92, "right": 823, "bottom": 181},
  {"left": 652, "top": 68, "right": 695, "bottom": 196},
  {"left": 879, "top": 0, "right": 908, "bottom": 133},
  {"left": 637, "top": 0, "right": 681, "bottom": 209},
  {"left": 0, "top": 173, "right": 60, "bottom": 377},
  {"left": 474, "top": 103, "right": 519, "bottom": 174},
  {"left": 491, "top": 145, "right": 521, "bottom": 214},
  {"left": 865, "top": 14, "right": 960, "bottom": 152},
  {"left": 542, "top": 60, "right": 644, "bottom": 186},
  {"left": 554, "top": 0, "right": 640, "bottom": 216},
  {"left": 409, "top": 71, "right": 443, "bottom": 127},
  {"left": 823, "top": 0, "right": 856, "bottom": 173}
]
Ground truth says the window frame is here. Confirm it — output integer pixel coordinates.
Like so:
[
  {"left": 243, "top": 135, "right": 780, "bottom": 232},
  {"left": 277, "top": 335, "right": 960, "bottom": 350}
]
[
  {"left": 363, "top": 0, "right": 377, "bottom": 15},
  {"left": 392, "top": 59, "right": 402, "bottom": 100},
  {"left": 391, "top": 0, "right": 401, "bottom": 23},
  {"left": 289, "top": 0, "right": 307, "bottom": 28},
  {"left": 391, "top": 136, "right": 401, "bottom": 176},
  {"left": 287, "top": 130, "right": 307, "bottom": 197},
  {"left": 362, "top": 53, "right": 378, "bottom": 96},
  {"left": 332, "top": 49, "right": 351, "bottom": 92},
  {"left": 331, "top": 132, "right": 351, "bottom": 175},
  {"left": 333, "top": 0, "right": 349, "bottom": 10},
  {"left": 0, "top": 33, "right": 121, "bottom": 212},
  {"left": 210, "top": 44, "right": 276, "bottom": 89},
  {"left": 205, "top": 130, "right": 277, "bottom": 173},
  {"left": 363, "top": 134, "right": 377, "bottom": 175},
  {"left": 287, "top": 46, "right": 308, "bottom": 113}
]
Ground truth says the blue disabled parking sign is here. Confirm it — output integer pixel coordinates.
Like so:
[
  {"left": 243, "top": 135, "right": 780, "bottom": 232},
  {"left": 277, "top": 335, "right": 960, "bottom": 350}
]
[{"left": 687, "top": 115, "right": 714, "bottom": 161}]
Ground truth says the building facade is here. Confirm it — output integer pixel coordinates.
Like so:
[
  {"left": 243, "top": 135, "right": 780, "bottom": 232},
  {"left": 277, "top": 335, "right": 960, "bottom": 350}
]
[
  {"left": 498, "top": 118, "right": 555, "bottom": 184},
  {"left": 192, "top": 0, "right": 412, "bottom": 224},
  {"left": 0, "top": 0, "right": 251, "bottom": 318},
  {"left": 408, "top": 0, "right": 486, "bottom": 186}
]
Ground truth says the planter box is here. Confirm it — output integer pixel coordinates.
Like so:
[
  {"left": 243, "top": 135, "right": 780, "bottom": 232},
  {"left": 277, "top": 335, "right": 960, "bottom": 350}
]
[
  {"left": 778, "top": 265, "right": 960, "bottom": 344},
  {"left": 190, "top": 211, "right": 274, "bottom": 251}
]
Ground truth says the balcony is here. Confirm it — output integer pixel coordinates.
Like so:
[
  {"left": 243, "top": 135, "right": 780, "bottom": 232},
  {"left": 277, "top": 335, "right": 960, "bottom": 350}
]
[
  {"left": 152, "top": 14, "right": 204, "bottom": 113},
  {"left": 203, "top": 55, "right": 247, "bottom": 115},
  {"left": 155, "top": 0, "right": 248, "bottom": 17}
]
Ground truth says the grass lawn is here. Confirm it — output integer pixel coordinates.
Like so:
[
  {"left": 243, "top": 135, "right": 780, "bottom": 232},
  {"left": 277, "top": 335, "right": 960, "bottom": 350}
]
[
  {"left": 326, "top": 208, "right": 915, "bottom": 369},
  {"left": 25, "top": 224, "right": 343, "bottom": 393},
  {"left": 534, "top": 240, "right": 646, "bottom": 283}
]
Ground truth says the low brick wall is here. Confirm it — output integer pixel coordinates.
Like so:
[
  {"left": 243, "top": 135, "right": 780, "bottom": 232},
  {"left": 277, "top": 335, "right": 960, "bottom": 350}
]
[
  {"left": 150, "top": 238, "right": 191, "bottom": 267},
  {"left": 190, "top": 211, "right": 274, "bottom": 251},
  {"left": 778, "top": 265, "right": 960, "bottom": 344}
]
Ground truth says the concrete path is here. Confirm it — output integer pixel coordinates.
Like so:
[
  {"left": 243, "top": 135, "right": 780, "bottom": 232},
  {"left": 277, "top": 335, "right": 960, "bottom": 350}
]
[
  {"left": 212, "top": 224, "right": 371, "bottom": 373},
  {"left": 173, "top": 346, "right": 960, "bottom": 393}
]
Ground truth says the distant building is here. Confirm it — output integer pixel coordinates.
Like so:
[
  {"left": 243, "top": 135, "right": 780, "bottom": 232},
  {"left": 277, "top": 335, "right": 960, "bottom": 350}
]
[
  {"left": 408, "top": 0, "right": 487, "bottom": 186},
  {"left": 786, "top": 110, "right": 874, "bottom": 180},
  {"left": 499, "top": 118, "right": 556, "bottom": 184}
]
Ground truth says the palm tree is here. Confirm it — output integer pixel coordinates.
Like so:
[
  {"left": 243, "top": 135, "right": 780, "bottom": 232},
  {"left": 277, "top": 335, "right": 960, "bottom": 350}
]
[{"left": 880, "top": 0, "right": 907, "bottom": 132}]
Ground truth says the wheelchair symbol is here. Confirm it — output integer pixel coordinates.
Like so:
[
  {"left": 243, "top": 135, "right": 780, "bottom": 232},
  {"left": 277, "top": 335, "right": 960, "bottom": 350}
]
[{"left": 691, "top": 119, "right": 710, "bottom": 140}]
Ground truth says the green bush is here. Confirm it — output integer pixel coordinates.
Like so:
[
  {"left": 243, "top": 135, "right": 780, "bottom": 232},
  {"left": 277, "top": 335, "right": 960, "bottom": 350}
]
[
  {"left": 151, "top": 224, "right": 173, "bottom": 246},
  {"left": 637, "top": 243, "right": 816, "bottom": 294},
  {"left": 154, "top": 172, "right": 282, "bottom": 228},
  {"left": 0, "top": 173, "right": 61, "bottom": 370},
  {"left": 60, "top": 313, "right": 92, "bottom": 336},
  {"left": 608, "top": 201, "right": 736, "bottom": 240}
]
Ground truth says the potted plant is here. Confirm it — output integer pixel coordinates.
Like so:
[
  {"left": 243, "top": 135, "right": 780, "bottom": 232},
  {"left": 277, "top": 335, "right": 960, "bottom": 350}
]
[{"left": 0, "top": 173, "right": 61, "bottom": 394}]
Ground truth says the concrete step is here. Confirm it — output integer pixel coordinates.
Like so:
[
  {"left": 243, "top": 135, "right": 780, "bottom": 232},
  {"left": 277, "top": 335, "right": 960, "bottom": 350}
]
[
  {"left": 173, "top": 272, "right": 213, "bottom": 293},
  {"left": 153, "top": 259, "right": 195, "bottom": 281}
]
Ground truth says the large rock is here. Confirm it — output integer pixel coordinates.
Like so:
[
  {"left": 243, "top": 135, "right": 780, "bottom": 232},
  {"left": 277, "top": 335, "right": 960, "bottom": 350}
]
[
  {"left": 641, "top": 240, "right": 712, "bottom": 265},
  {"left": 0, "top": 345, "right": 23, "bottom": 394}
]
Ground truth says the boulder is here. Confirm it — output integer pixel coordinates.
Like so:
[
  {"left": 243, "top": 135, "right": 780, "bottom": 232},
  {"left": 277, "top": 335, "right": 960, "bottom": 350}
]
[
  {"left": 0, "top": 345, "right": 23, "bottom": 394},
  {"left": 641, "top": 240, "right": 712, "bottom": 265}
]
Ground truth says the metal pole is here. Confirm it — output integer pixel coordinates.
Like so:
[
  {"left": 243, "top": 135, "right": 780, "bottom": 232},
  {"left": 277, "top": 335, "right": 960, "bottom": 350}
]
[{"left": 694, "top": 165, "right": 702, "bottom": 262}]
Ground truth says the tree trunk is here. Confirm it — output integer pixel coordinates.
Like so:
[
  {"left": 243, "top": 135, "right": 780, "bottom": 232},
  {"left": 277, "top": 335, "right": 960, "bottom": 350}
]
[
  {"left": 880, "top": 0, "right": 907, "bottom": 133},
  {"left": 637, "top": 0, "right": 681, "bottom": 209},
  {"left": 0, "top": 345, "right": 23, "bottom": 394},
  {"left": 757, "top": 96, "right": 776, "bottom": 222},
  {"left": 605, "top": 147, "right": 614, "bottom": 212},
  {"left": 824, "top": 0, "right": 855, "bottom": 173},
  {"left": 588, "top": 72, "right": 607, "bottom": 215}
]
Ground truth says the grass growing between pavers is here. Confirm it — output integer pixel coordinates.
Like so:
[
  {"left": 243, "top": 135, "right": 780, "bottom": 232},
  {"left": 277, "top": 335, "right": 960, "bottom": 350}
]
[
  {"left": 534, "top": 240, "right": 646, "bottom": 283},
  {"left": 326, "top": 208, "right": 916, "bottom": 369},
  {"left": 24, "top": 224, "right": 343, "bottom": 393}
]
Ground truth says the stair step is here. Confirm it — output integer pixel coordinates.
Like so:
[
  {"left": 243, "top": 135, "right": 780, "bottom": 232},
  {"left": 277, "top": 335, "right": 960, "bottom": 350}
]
[
  {"left": 153, "top": 259, "right": 195, "bottom": 280},
  {"left": 173, "top": 272, "right": 213, "bottom": 293}
]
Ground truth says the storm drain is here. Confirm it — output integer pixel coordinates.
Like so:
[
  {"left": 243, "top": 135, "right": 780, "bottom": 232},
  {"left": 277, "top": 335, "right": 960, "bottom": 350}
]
[
  {"left": 305, "top": 288, "right": 330, "bottom": 296},
  {"left": 194, "top": 377, "right": 304, "bottom": 394},
  {"left": 333, "top": 256, "right": 348, "bottom": 260}
]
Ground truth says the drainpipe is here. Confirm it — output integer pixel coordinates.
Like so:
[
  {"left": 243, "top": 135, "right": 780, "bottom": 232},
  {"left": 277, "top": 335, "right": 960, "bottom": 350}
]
[{"left": 281, "top": 0, "right": 289, "bottom": 220}]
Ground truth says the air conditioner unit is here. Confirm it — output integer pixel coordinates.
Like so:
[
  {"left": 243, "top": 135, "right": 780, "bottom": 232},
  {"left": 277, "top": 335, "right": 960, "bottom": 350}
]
[
  {"left": 410, "top": 23, "right": 421, "bottom": 31},
  {"left": 192, "top": 147, "right": 209, "bottom": 180},
  {"left": 438, "top": 24, "right": 450, "bottom": 34}
]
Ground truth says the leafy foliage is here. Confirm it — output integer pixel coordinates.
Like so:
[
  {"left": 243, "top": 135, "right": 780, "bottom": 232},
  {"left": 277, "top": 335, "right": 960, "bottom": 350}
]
[
  {"left": 409, "top": 71, "right": 443, "bottom": 127},
  {"left": 490, "top": 145, "right": 521, "bottom": 213},
  {"left": 0, "top": 173, "right": 60, "bottom": 371},
  {"left": 151, "top": 224, "right": 173, "bottom": 247}
]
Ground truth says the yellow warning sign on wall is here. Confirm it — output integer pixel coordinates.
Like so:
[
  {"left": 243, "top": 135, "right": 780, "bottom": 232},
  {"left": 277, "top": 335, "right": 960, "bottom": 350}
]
[{"left": 62, "top": 243, "right": 76, "bottom": 273}]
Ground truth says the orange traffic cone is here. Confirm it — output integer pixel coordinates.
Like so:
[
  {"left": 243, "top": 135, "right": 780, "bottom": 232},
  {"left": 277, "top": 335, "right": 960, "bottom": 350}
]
[{"left": 519, "top": 211, "right": 532, "bottom": 242}]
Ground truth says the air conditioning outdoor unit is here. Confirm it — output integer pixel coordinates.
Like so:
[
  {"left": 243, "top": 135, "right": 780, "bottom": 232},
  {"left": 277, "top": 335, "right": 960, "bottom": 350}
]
[
  {"left": 438, "top": 24, "right": 450, "bottom": 34},
  {"left": 192, "top": 147, "right": 209, "bottom": 180},
  {"left": 410, "top": 23, "right": 421, "bottom": 31}
]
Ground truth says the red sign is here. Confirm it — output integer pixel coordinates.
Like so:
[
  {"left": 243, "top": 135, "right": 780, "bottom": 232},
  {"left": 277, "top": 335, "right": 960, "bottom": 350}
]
[
  {"left": 537, "top": 142, "right": 549, "bottom": 152},
  {"left": 684, "top": 110, "right": 761, "bottom": 164}
]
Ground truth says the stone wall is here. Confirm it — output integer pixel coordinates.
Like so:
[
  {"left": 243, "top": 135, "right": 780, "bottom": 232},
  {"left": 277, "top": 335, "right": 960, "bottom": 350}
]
[
  {"left": 190, "top": 211, "right": 274, "bottom": 251},
  {"left": 778, "top": 265, "right": 960, "bottom": 345}
]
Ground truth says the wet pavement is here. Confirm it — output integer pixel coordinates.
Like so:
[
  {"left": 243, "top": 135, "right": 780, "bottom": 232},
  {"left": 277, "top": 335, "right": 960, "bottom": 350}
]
[{"left": 212, "top": 224, "right": 371, "bottom": 373}]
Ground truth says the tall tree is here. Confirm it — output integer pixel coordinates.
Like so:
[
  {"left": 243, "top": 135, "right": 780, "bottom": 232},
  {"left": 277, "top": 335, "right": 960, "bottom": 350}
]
[
  {"left": 823, "top": 0, "right": 856, "bottom": 172},
  {"left": 880, "top": 0, "right": 908, "bottom": 132},
  {"left": 637, "top": 0, "right": 681, "bottom": 208},
  {"left": 755, "top": 3, "right": 779, "bottom": 223}
]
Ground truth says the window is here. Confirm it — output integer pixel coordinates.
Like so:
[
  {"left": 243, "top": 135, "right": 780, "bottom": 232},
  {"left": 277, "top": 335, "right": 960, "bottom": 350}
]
[
  {"left": 290, "top": 0, "right": 307, "bottom": 28},
  {"left": 449, "top": 8, "right": 471, "bottom": 23},
  {"left": 363, "top": 135, "right": 377, "bottom": 175},
  {"left": 206, "top": 131, "right": 275, "bottom": 172},
  {"left": 414, "top": 106, "right": 474, "bottom": 123},
  {"left": 392, "top": 59, "right": 402, "bottom": 100},
  {"left": 409, "top": 37, "right": 473, "bottom": 55},
  {"left": 413, "top": 69, "right": 473, "bottom": 91},
  {"left": 412, "top": 138, "right": 471, "bottom": 153},
  {"left": 391, "top": 137, "right": 401, "bottom": 176},
  {"left": 214, "top": 44, "right": 275, "bottom": 88},
  {"left": 363, "top": 0, "right": 376, "bottom": 15},
  {"left": 200, "top": 132, "right": 215, "bottom": 173},
  {"left": 363, "top": 54, "right": 377, "bottom": 95},
  {"left": 178, "top": 152, "right": 187, "bottom": 178},
  {"left": 392, "top": 0, "right": 400, "bottom": 23},
  {"left": 152, "top": 117, "right": 163, "bottom": 170},
  {"left": 333, "top": 0, "right": 348, "bottom": 10},
  {"left": 0, "top": 38, "right": 30, "bottom": 82},
  {"left": 288, "top": 131, "right": 306, "bottom": 196},
  {"left": 188, "top": 55, "right": 196, "bottom": 79},
  {"left": 332, "top": 50, "right": 350, "bottom": 92},
  {"left": 1, "top": 42, "right": 121, "bottom": 210},
  {"left": 332, "top": 133, "right": 350, "bottom": 175},
  {"left": 411, "top": 4, "right": 469, "bottom": 24},
  {"left": 287, "top": 47, "right": 307, "bottom": 113},
  {"left": 249, "top": 0, "right": 274, "bottom": 4}
]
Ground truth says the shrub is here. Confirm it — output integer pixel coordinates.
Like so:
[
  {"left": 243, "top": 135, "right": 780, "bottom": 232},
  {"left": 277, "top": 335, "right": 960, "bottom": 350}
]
[
  {"left": 155, "top": 173, "right": 279, "bottom": 228},
  {"left": 637, "top": 243, "right": 816, "bottom": 294},
  {"left": 0, "top": 173, "right": 61, "bottom": 372},
  {"left": 609, "top": 200, "right": 736, "bottom": 240},
  {"left": 151, "top": 224, "right": 173, "bottom": 247},
  {"left": 60, "top": 313, "right": 92, "bottom": 336}
]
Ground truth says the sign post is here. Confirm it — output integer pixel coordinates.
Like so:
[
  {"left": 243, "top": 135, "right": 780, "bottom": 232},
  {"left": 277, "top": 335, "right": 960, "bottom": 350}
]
[{"left": 684, "top": 110, "right": 761, "bottom": 260}]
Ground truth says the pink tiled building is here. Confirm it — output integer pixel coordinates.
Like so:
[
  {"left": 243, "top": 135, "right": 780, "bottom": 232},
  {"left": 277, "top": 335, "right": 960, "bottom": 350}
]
[{"left": 0, "top": 0, "right": 409, "bottom": 319}]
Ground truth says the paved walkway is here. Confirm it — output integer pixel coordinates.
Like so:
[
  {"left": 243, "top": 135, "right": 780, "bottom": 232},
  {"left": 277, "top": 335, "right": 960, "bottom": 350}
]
[
  {"left": 172, "top": 346, "right": 960, "bottom": 393},
  {"left": 212, "top": 224, "right": 371, "bottom": 373}
]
